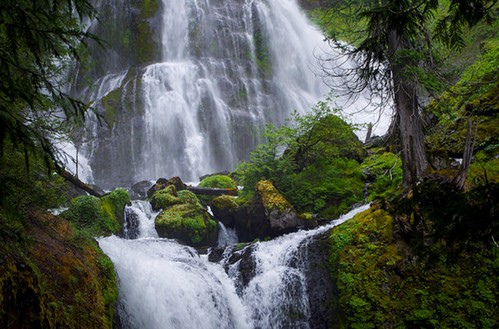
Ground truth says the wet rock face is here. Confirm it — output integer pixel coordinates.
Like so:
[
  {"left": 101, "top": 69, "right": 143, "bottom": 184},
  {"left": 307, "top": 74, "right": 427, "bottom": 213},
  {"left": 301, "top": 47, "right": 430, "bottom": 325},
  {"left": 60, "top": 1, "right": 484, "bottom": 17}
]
[
  {"left": 300, "top": 231, "right": 335, "bottom": 329},
  {"left": 208, "top": 244, "right": 257, "bottom": 295},
  {"left": 208, "top": 230, "right": 335, "bottom": 328}
]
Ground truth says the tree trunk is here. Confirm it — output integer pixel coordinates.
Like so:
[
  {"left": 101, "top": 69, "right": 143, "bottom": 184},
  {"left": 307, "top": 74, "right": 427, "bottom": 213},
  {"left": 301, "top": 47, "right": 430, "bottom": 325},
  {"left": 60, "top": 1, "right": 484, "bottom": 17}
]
[
  {"left": 452, "top": 117, "right": 476, "bottom": 190},
  {"left": 387, "top": 29, "right": 428, "bottom": 188}
]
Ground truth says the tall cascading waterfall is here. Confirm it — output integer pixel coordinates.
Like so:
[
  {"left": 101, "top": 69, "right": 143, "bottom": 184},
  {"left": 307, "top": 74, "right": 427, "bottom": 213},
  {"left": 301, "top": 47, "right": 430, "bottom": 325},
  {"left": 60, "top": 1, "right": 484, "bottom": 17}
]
[
  {"left": 98, "top": 201, "right": 370, "bottom": 328},
  {"left": 72, "top": 0, "right": 386, "bottom": 190}
]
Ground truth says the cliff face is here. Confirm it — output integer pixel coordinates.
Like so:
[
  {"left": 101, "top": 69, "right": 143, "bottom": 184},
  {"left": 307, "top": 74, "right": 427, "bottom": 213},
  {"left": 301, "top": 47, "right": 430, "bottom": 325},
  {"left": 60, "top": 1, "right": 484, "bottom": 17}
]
[{"left": 0, "top": 211, "right": 118, "bottom": 328}]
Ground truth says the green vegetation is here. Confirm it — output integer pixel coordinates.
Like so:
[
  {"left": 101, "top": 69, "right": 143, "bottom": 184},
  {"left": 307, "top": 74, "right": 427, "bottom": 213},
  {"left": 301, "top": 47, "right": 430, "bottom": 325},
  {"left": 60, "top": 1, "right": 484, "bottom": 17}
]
[
  {"left": 61, "top": 188, "right": 130, "bottom": 237},
  {"left": 150, "top": 185, "right": 182, "bottom": 210},
  {"left": 361, "top": 151, "right": 403, "bottom": 201},
  {"left": 328, "top": 204, "right": 498, "bottom": 328},
  {"left": 198, "top": 175, "right": 237, "bottom": 189},
  {"left": 152, "top": 185, "right": 218, "bottom": 246},
  {"left": 253, "top": 28, "right": 273, "bottom": 78},
  {"left": 0, "top": 145, "right": 118, "bottom": 327},
  {"left": 236, "top": 101, "right": 366, "bottom": 217}
]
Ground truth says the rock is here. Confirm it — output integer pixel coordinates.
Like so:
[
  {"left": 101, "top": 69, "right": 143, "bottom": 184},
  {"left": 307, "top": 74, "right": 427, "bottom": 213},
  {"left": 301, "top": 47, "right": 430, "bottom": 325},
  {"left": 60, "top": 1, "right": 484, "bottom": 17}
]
[
  {"left": 301, "top": 231, "right": 335, "bottom": 329},
  {"left": 211, "top": 180, "right": 308, "bottom": 242},
  {"left": 208, "top": 243, "right": 257, "bottom": 295},
  {"left": 146, "top": 176, "right": 187, "bottom": 198},
  {"left": 130, "top": 180, "right": 154, "bottom": 200},
  {"left": 150, "top": 185, "right": 182, "bottom": 211},
  {"left": 155, "top": 203, "right": 218, "bottom": 247}
]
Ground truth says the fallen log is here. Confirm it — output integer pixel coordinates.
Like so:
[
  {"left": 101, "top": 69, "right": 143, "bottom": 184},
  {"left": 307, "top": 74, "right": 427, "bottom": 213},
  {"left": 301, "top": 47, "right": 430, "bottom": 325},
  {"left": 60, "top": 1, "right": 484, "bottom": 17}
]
[
  {"left": 58, "top": 169, "right": 103, "bottom": 197},
  {"left": 187, "top": 186, "right": 238, "bottom": 197}
]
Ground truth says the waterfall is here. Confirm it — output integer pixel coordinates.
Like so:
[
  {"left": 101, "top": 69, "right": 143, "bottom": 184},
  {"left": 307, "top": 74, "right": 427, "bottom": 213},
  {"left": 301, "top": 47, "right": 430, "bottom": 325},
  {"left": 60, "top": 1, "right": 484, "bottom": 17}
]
[
  {"left": 97, "top": 203, "right": 369, "bottom": 328},
  {"left": 73, "top": 0, "right": 388, "bottom": 189}
]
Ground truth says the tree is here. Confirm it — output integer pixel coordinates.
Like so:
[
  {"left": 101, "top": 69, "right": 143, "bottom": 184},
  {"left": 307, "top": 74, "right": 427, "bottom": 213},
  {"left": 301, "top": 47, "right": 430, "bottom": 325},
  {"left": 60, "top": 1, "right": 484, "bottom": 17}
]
[
  {"left": 0, "top": 0, "right": 98, "bottom": 172},
  {"left": 320, "top": 0, "right": 496, "bottom": 188}
]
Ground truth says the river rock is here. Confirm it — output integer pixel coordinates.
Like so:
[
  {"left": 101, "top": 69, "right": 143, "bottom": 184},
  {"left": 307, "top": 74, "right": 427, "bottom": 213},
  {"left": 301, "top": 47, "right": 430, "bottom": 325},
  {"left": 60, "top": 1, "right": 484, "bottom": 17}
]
[{"left": 130, "top": 180, "right": 154, "bottom": 200}]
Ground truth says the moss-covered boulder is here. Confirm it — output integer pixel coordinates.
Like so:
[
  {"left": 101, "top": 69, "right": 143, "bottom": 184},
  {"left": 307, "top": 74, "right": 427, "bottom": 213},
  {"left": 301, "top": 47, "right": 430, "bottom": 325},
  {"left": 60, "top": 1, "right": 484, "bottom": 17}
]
[
  {"left": 152, "top": 184, "right": 218, "bottom": 247},
  {"left": 150, "top": 185, "right": 182, "bottom": 211},
  {"left": 211, "top": 180, "right": 312, "bottom": 242},
  {"left": 147, "top": 176, "right": 187, "bottom": 198},
  {"left": 256, "top": 180, "right": 304, "bottom": 232},
  {"left": 61, "top": 188, "right": 130, "bottom": 236},
  {"left": 199, "top": 174, "right": 237, "bottom": 189},
  {"left": 155, "top": 203, "right": 218, "bottom": 247}
]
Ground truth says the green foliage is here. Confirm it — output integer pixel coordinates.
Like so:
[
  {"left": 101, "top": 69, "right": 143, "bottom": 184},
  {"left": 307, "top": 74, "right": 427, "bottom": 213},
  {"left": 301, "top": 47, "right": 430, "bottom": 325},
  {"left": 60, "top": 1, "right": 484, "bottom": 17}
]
[
  {"left": 236, "top": 101, "right": 365, "bottom": 215},
  {"left": 361, "top": 151, "right": 403, "bottom": 201},
  {"left": 0, "top": 141, "right": 69, "bottom": 220},
  {"left": 328, "top": 205, "right": 499, "bottom": 328},
  {"left": 285, "top": 158, "right": 365, "bottom": 217},
  {"left": 198, "top": 175, "right": 237, "bottom": 189},
  {"left": 61, "top": 188, "right": 130, "bottom": 237},
  {"left": 0, "top": 0, "right": 98, "bottom": 172},
  {"left": 150, "top": 185, "right": 182, "bottom": 210}
]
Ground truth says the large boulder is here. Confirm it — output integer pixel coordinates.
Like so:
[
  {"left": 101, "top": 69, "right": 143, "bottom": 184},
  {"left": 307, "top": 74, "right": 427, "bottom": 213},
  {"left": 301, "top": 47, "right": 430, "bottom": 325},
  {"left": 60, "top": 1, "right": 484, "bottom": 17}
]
[
  {"left": 211, "top": 180, "right": 314, "bottom": 241},
  {"left": 153, "top": 187, "right": 218, "bottom": 247}
]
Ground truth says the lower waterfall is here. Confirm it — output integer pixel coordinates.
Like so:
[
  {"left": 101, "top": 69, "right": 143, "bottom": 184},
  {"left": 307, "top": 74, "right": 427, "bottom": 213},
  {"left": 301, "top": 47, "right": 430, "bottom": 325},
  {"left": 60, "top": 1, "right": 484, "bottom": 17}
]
[{"left": 98, "top": 202, "right": 370, "bottom": 328}]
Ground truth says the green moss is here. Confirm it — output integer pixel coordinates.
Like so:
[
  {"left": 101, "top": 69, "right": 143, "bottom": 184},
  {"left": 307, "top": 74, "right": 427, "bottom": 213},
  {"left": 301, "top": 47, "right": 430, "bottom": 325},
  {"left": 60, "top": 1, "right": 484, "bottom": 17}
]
[
  {"left": 328, "top": 205, "right": 499, "bottom": 328},
  {"left": 198, "top": 175, "right": 237, "bottom": 189},
  {"left": 361, "top": 152, "right": 403, "bottom": 201},
  {"left": 151, "top": 185, "right": 182, "bottom": 210},
  {"left": 212, "top": 195, "right": 239, "bottom": 210},
  {"left": 177, "top": 190, "right": 202, "bottom": 206},
  {"left": 101, "top": 88, "right": 122, "bottom": 128},
  {"left": 61, "top": 188, "right": 130, "bottom": 237},
  {"left": 0, "top": 211, "right": 118, "bottom": 328},
  {"left": 253, "top": 28, "right": 272, "bottom": 78},
  {"left": 155, "top": 203, "right": 217, "bottom": 246},
  {"left": 256, "top": 180, "right": 292, "bottom": 214}
]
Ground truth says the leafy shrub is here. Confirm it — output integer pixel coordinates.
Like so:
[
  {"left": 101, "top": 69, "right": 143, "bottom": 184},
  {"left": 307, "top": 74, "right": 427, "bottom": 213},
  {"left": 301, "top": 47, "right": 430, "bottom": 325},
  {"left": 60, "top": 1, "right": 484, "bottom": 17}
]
[
  {"left": 61, "top": 188, "right": 130, "bottom": 236},
  {"left": 236, "top": 101, "right": 366, "bottom": 214}
]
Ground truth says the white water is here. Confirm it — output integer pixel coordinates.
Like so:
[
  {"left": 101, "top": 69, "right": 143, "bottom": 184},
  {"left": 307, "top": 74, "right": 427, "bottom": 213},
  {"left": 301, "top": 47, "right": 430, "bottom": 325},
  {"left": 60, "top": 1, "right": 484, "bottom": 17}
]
[
  {"left": 98, "top": 203, "right": 370, "bottom": 328},
  {"left": 76, "top": 0, "right": 389, "bottom": 189}
]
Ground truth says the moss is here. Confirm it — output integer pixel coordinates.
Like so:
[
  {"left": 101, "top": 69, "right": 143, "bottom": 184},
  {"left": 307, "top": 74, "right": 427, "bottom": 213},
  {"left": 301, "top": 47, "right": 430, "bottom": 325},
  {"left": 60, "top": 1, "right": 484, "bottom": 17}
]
[
  {"left": 253, "top": 28, "right": 272, "bottom": 78},
  {"left": 150, "top": 185, "right": 182, "bottom": 210},
  {"left": 61, "top": 188, "right": 130, "bottom": 237},
  {"left": 256, "top": 180, "right": 292, "bottom": 214},
  {"left": 198, "top": 175, "right": 237, "bottom": 189},
  {"left": 361, "top": 152, "right": 403, "bottom": 201},
  {"left": 101, "top": 88, "right": 122, "bottom": 128},
  {"left": 212, "top": 195, "right": 239, "bottom": 211},
  {"left": 155, "top": 203, "right": 217, "bottom": 246},
  {"left": 177, "top": 190, "right": 202, "bottom": 206},
  {"left": 134, "top": 0, "right": 160, "bottom": 64},
  {"left": 0, "top": 211, "right": 118, "bottom": 328},
  {"left": 328, "top": 205, "right": 499, "bottom": 328}
]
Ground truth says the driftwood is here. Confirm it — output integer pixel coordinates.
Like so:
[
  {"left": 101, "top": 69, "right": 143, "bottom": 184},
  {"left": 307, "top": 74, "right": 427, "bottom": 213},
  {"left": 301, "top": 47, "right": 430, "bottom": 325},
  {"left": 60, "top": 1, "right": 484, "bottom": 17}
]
[
  {"left": 58, "top": 169, "right": 103, "bottom": 197},
  {"left": 187, "top": 186, "right": 238, "bottom": 197}
]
